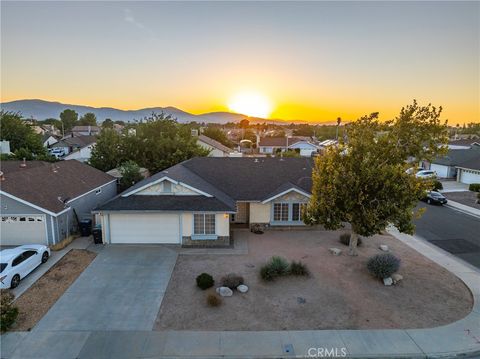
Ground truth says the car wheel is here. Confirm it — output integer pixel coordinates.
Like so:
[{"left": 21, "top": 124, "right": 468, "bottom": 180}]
[
  {"left": 11, "top": 274, "right": 20, "bottom": 289},
  {"left": 41, "top": 251, "right": 49, "bottom": 263},
  {"left": 427, "top": 199, "right": 431, "bottom": 204}
]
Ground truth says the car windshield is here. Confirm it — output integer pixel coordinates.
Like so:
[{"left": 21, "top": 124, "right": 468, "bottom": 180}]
[
  {"left": 0, "top": 263, "right": 6, "bottom": 273},
  {"left": 430, "top": 192, "right": 443, "bottom": 198}
]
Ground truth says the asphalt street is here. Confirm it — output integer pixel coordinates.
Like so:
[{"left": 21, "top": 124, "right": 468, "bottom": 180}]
[{"left": 414, "top": 202, "right": 480, "bottom": 269}]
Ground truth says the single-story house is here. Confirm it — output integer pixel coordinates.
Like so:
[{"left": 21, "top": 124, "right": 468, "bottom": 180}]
[
  {"left": 63, "top": 142, "right": 96, "bottom": 162},
  {"left": 51, "top": 135, "right": 96, "bottom": 156},
  {"left": 71, "top": 125, "right": 101, "bottom": 136},
  {"left": 197, "top": 134, "right": 235, "bottom": 157},
  {"left": 42, "top": 134, "right": 59, "bottom": 148},
  {"left": 95, "top": 157, "right": 313, "bottom": 246},
  {"left": 425, "top": 148, "right": 480, "bottom": 179},
  {"left": 258, "top": 137, "right": 318, "bottom": 156},
  {"left": 0, "top": 160, "right": 116, "bottom": 246},
  {"left": 456, "top": 156, "right": 480, "bottom": 184}
]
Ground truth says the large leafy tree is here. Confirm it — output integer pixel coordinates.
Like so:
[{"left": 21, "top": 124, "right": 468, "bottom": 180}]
[
  {"left": 202, "top": 126, "right": 232, "bottom": 147},
  {"left": 59, "top": 109, "right": 78, "bottom": 133},
  {"left": 119, "top": 161, "right": 144, "bottom": 191},
  {"left": 0, "top": 111, "right": 47, "bottom": 158},
  {"left": 89, "top": 128, "right": 123, "bottom": 171},
  {"left": 78, "top": 112, "right": 97, "bottom": 126},
  {"left": 304, "top": 101, "right": 448, "bottom": 255},
  {"left": 90, "top": 113, "right": 209, "bottom": 173}
]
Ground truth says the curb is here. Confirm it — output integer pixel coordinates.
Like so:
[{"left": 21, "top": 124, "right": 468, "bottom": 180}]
[{"left": 444, "top": 201, "right": 480, "bottom": 219}]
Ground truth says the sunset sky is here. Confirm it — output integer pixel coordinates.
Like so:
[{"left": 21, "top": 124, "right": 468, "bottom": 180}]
[{"left": 1, "top": 1, "right": 479, "bottom": 124}]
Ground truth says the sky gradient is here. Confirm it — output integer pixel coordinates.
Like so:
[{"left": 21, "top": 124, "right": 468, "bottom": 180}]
[{"left": 1, "top": 1, "right": 479, "bottom": 124}]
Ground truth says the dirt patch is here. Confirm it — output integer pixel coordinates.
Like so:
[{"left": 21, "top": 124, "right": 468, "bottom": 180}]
[
  {"left": 444, "top": 191, "right": 480, "bottom": 209},
  {"left": 155, "top": 230, "right": 473, "bottom": 331},
  {"left": 12, "top": 249, "right": 96, "bottom": 331}
]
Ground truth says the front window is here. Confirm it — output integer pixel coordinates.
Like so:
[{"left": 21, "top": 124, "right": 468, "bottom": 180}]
[
  {"left": 273, "top": 203, "right": 289, "bottom": 221},
  {"left": 292, "top": 203, "right": 307, "bottom": 221},
  {"left": 0, "top": 263, "right": 7, "bottom": 273},
  {"left": 194, "top": 213, "right": 216, "bottom": 235}
]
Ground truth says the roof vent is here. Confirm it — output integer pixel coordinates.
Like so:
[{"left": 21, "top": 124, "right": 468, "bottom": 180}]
[
  {"left": 20, "top": 158, "right": 27, "bottom": 168},
  {"left": 254, "top": 158, "right": 259, "bottom": 163}
]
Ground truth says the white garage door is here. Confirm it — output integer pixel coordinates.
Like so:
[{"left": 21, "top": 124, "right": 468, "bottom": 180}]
[
  {"left": 109, "top": 213, "right": 180, "bottom": 244},
  {"left": 0, "top": 215, "right": 47, "bottom": 245},
  {"left": 460, "top": 170, "right": 480, "bottom": 184},
  {"left": 430, "top": 164, "right": 449, "bottom": 178}
]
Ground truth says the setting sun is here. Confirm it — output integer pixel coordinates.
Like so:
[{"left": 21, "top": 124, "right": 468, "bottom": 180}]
[{"left": 228, "top": 91, "right": 273, "bottom": 118}]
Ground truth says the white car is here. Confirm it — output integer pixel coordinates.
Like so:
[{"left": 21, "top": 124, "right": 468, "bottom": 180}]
[
  {"left": 415, "top": 170, "right": 437, "bottom": 179},
  {"left": 0, "top": 245, "right": 50, "bottom": 289}
]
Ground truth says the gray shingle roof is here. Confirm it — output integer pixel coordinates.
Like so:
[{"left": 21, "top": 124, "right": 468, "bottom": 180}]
[
  {"left": 432, "top": 148, "right": 480, "bottom": 167},
  {"left": 97, "top": 195, "right": 234, "bottom": 212},
  {"left": 98, "top": 157, "right": 314, "bottom": 212},
  {"left": 198, "top": 135, "right": 233, "bottom": 153}
]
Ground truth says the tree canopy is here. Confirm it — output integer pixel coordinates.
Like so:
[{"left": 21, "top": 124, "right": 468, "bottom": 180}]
[
  {"left": 89, "top": 113, "right": 209, "bottom": 173},
  {"left": 78, "top": 112, "right": 97, "bottom": 126},
  {"left": 202, "top": 126, "right": 233, "bottom": 148},
  {"left": 118, "top": 161, "right": 144, "bottom": 192},
  {"left": 59, "top": 109, "right": 78, "bottom": 133},
  {"left": 304, "top": 101, "right": 448, "bottom": 255}
]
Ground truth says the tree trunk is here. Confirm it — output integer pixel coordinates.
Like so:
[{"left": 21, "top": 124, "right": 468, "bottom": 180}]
[{"left": 349, "top": 231, "right": 359, "bottom": 256}]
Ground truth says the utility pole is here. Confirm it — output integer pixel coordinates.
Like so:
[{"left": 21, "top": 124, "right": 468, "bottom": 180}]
[{"left": 336, "top": 117, "right": 341, "bottom": 140}]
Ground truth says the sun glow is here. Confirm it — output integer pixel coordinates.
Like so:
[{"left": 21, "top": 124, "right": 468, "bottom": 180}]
[{"left": 228, "top": 91, "right": 273, "bottom": 118}]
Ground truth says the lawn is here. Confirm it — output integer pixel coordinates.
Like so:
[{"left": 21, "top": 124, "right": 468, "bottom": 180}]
[
  {"left": 155, "top": 229, "right": 472, "bottom": 331},
  {"left": 11, "top": 249, "right": 96, "bottom": 331}
]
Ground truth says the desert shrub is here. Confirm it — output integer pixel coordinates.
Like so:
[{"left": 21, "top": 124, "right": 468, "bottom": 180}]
[
  {"left": 290, "top": 261, "right": 310, "bottom": 276},
  {"left": 260, "top": 256, "right": 290, "bottom": 281},
  {"left": 0, "top": 290, "right": 18, "bottom": 332},
  {"left": 432, "top": 180, "right": 443, "bottom": 191},
  {"left": 367, "top": 254, "right": 401, "bottom": 279},
  {"left": 469, "top": 183, "right": 480, "bottom": 192},
  {"left": 339, "top": 233, "right": 362, "bottom": 246},
  {"left": 221, "top": 273, "right": 244, "bottom": 289},
  {"left": 206, "top": 293, "right": 222, "bottom": 307},
  {"left": 196, "top": 273, "right": 214, "bottom": 290}
]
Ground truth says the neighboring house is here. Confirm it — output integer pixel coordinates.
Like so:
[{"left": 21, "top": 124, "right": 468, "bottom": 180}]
[
  {"left": 456, "top": 156, "right": 480, "bottom": 184},
  {"left": 425, "top": 148, "right": 480, "bottom": 179},
  {"left": 63, "top": 142, "right": 96, "bottom": 162},
  {"left": 42, "top": 134, "right": 59, "bottom": 148},
  {"left": 0, "top": 160, "right": 116, "bottom": 246},
  {"left": 51, "top": 135, "right": 96, "bottom": 156},
  {"left": 448, "top": 139, "right": 480, "bottom": 150},
  {"left": 71, "top": 125, "right": 101, "bottom": 136},
  {"left": 258, "top": 137, "right": 318, "bottom": 156},
  {"left": 197, "top": 134, "right": 235, "bottom": 157},
  {"left": 95, "top": 157, "right": 313, "bottom": 246},
  {"left": 0, "top": 140, "right": 11, "bottom": 154}
]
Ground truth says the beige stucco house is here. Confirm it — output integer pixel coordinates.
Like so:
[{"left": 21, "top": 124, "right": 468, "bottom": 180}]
[{"left": 95, "top": 157, "right": 313, "bottom": 246}]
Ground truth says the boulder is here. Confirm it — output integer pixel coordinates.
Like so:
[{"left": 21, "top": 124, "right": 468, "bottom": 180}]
[
  {"left": 383, "top": 277, "right": 393, "bottom": 286},
  {"left": 216, "top": 286, "right": 233, "bottom": 297},
  {"left": 237, "top": 284, "right": 249, "bottom": 293},
  {"left": 392, "top": 273, "right": 403, "bottom": 284},
  {"left": 329, "top": 247, "right": 342, "bottom": 256},
  {"left": 379, "top": 245, "right": 389, "bottom": 252}
]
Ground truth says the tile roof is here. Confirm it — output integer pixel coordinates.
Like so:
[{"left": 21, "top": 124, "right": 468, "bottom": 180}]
[
  {"left": 1, "top": 160, "right": 115, "bottom": 214},
  {"left": 197, "top": 135, "right": 233, "bottom": 153}
]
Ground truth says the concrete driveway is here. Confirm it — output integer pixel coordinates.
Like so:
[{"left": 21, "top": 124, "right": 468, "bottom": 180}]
[{"left": 34, "top": 245, "right": 177, "bottom": 331}]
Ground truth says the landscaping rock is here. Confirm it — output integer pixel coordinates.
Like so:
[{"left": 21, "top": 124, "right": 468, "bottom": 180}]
[
  {"left": 216, "top": 286, "right": 233, "bottom": 297},
  {"left": 297, "top": 297, "right": 306, "bottom": 304},
  {"left": 379, "top": 245, "right": 389, "bottom": 252},
  {"left": 392, "top": 273, "right": 403, "bottom": 284},
  {"left": 329, "top": 247, "right": 342, "bottom": 256},
  {"left": 383, "top": 277, "right": 393, "bottom": 286},
  {"left": 237, "top": 284, "right": 249, "bottom": 293}
]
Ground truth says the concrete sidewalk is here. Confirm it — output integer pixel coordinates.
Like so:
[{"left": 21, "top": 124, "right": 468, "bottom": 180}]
[
  {"left": 445, "top": 199, "right": 480, "bottom": 219},
  {"left": 11, "top": 236, "right": 93, "bottom": 299},
  {"left": 2, "top": 230, "right": 480, "bottom": 358}
]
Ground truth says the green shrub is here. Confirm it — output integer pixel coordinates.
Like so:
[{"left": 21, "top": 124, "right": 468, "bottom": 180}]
[
  {"left": 367, "top": 254, "right": 401, "bottom": 279},
  {"left": 196, "top": 273, "right": 214, "bottom": 290},
  {"left": 339, "top": 233, "right": 362, "bottom": 246},
  {"left": 0, "top": 290, "right": 18, "bottom": 332},
  {"left": 432, "top": 180, "right": 443, "bottom": 191},
  {"left": 260, "top": 256, "right": 290, "bottom": 281},
  {"left": 206, "top": 293, "right": 222, "bottom": 307},
  {"left": 469, "top": 183, "right": 480, "bottom": 192},
  {"left": 290, "top": 261, "right": 310, "bottom": 276},
  {"left": 221, "top": 273, "right": 244, "bottom": 289}
]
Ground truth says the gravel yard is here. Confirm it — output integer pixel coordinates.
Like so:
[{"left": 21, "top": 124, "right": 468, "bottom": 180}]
[
  {"left": 444, "top": 191, "right": 480, "bottom": 209},
  {"left": 11, "top": 249, "right": 96, "bottom": 331},
  {"left": 155, "top": 229, "right": 472, "bottom": 331}
]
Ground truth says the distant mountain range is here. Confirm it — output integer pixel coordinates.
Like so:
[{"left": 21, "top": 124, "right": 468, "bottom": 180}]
[{"left": 0, "top": 99, "right": 285, "bottom": 124}]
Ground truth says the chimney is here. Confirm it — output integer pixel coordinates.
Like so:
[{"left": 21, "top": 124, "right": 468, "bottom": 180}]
[{"left": 20, "top": 158, "right": 27, "bottom": 168}]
